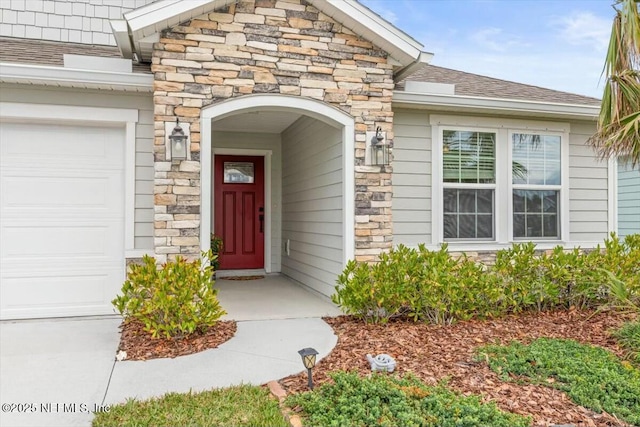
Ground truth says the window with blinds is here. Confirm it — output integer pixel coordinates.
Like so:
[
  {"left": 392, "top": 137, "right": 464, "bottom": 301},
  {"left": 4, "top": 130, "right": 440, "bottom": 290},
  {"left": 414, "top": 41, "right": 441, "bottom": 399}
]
[{"left": 442, "top": 130, "right": 496, "bottom": 240}]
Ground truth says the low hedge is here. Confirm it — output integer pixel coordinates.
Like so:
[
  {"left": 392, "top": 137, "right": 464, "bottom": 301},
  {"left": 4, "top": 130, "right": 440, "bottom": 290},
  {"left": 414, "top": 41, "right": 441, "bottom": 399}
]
[{"left": 332, "top": 233, "right": 640, "bottom": 324}]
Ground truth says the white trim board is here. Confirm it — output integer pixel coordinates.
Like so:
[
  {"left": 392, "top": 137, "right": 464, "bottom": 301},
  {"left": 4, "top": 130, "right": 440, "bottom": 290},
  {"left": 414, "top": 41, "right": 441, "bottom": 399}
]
[
  {"left": 0, "top": 62, "right": 153, "bottom": 93},
  {"left": 200, "top": 94, "right": 355, "bottom": 268},
  {"left": 0, "top": 102, "right": 139, "bottom": 255}
]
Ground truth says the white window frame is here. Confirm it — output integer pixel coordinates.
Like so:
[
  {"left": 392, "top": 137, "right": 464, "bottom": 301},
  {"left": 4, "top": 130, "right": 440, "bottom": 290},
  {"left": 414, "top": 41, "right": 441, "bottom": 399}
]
[
  {"left": 430, "top": 115, "right": 570, "bottom": 250},
  {"left": 441, "top": 127, "right": 499, "bottom": 241},
  {"left": 508, "top": 130, "right": 569, "bottom": 242}
]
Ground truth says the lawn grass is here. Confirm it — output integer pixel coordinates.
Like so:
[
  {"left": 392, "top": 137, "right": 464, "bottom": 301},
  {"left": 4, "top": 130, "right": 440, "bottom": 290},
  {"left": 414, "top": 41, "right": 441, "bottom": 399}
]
[
  {"left": 92, "top": 384, "right": 288, "bottom": 427},
  {"left": 612, "top": 320, "right": 640, "bottom": 365},
  {"left": 286, "top": 371, "right": 531, "bottom": 427},
  {"left": 478, "top": 338, "right": 640, "bottom": 425}
]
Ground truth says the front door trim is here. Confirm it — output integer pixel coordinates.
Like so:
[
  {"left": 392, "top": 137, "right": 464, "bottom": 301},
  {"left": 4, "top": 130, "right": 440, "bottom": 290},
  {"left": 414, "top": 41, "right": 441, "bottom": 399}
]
[{"left": 212, "top": 148, "right": 272, "bottom": 272}]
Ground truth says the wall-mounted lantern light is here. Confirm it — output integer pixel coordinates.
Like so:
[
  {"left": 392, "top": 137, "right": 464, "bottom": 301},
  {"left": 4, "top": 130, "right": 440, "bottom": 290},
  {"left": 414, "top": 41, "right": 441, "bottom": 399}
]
[
  {"left": 369, "top": 126, "right": 390, "bottom": 166},
  {"left": 169, "top": 118, "right": 188, "bottom": 161},
  {"left": 298, "top": 347, "right": 319, "bottom": 390}
]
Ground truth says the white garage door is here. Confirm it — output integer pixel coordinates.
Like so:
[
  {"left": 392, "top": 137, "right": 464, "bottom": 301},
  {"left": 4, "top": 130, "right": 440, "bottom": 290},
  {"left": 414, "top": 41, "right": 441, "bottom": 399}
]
[{"left": 0, "top": 122, "right": 125, "bottom": 319}]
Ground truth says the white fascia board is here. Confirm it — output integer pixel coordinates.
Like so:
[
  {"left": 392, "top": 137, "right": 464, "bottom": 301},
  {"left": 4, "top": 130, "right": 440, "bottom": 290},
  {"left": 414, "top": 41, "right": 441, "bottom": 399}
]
[
  {"left": 392, "top": 90, "right": 600, "bottom": 120},
  {"left": 110, "top": 19, "right": 133, "bottom": 59},
  {"left": 126, "top": 0, "right": 231, "bottom": 38},
  {"left": 309, "top": 0, "right": 423, "bottom": 66},
  {"left": 0, "top": 62, "right": 153, "bottom": 92},
  {"left": 393, "top": 51, "right": 433, "bottom": 81}
]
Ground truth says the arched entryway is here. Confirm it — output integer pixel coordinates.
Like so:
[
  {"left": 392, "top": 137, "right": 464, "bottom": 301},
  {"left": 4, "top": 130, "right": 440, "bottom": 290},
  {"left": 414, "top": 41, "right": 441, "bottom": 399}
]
[{"left": 200, "top": 94, "right": 355, "bottom": 297}]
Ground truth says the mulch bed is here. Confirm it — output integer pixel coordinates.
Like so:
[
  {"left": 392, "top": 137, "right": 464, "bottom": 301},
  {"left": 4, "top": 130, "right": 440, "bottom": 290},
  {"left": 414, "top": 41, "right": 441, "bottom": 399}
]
[
  {"left": 280, "top": 309, "right": 637, "bottom": 427},
  {"left": 116, "top": 319, "right": 237, "bottom": 361}
]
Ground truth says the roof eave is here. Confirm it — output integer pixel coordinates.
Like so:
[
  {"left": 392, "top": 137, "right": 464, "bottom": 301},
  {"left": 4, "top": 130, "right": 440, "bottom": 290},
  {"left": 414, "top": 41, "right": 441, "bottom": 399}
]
[
  {"left": 307, "top": 0, "right": 424, "bottom": 67},
  {"left": 0, "top": 62, "right": 154, "bottom": 92},
  {"left": 392, "top": 91, "right": 600, "bottom": 120}
]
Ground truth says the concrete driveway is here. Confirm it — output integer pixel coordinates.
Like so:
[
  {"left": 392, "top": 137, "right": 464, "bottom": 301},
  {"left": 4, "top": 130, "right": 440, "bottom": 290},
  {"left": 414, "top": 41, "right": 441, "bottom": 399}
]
[
  {"left": 0, "top": 317, "right": 120, "bottom": 427},
  {"left": 0, "top": 274, "right": 341, "bottom": 427}
]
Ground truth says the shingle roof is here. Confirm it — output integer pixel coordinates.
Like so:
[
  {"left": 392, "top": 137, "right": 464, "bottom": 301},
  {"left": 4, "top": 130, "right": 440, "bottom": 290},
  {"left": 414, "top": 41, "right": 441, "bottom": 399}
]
[
  {"left": 398, "top": 64, "right": 601, "bottom": 106},
  {"left": 0, "top": 37, "right": 151, "bottom": 74}
]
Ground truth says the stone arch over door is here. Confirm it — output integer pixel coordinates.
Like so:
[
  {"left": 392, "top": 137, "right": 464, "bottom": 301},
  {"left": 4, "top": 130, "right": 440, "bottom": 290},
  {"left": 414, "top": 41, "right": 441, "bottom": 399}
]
[{"left": 200, "top": 94, "right": 356, "bottom": 269}]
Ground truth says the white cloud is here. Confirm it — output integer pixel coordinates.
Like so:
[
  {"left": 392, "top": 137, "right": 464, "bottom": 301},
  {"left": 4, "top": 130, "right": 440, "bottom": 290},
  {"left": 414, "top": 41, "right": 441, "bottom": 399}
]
[
  {"left": 470, "top": 27, "right": 526, "bottom": 52},
  {"left": 556, "top": 11, "right": 611, "bottom": 51}
]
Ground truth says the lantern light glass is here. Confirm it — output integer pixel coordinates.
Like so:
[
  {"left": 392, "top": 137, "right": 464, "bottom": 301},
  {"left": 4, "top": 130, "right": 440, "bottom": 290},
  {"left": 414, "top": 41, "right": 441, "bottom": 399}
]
[
  {"left": 370, "top": 126, "right": 390, "bottom": 166},
  {"left": 169, "top": 118, "right": 188, "bottom": 161}
]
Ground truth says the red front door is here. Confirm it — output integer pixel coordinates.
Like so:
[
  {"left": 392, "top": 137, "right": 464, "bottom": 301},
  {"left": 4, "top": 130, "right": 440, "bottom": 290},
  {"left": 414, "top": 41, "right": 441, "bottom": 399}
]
[{"left": 214, "top": 155, "right": 265, "bottom": 270}]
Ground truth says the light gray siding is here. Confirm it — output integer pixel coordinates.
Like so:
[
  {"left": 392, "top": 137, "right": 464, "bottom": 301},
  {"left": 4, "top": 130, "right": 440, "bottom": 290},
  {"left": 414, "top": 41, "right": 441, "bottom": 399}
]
[
  {"left": 281, "top": 116, "right": 343, "bottom": 297},
  {"left": 392, "top": 109, "right": 432, "bottom": 246},
  {"left": 0, "top": 84, "right": 154, "bottom": 250},
  {"left": 211, "top": 131, "right": 282, "bottom": 273},
  {"left": 618, "top": 161, "right": 640, "bottom": 237},
  {"left": 568, "top": 121, "right": 610, "bottom": 243}
]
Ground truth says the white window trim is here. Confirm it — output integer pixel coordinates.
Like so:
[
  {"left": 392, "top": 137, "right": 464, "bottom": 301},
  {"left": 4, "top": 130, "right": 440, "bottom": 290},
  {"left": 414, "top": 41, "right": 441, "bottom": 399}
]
[
  {"left": 430, "top": 114, "right": 570, "bottom": 250},
  {"left": 508, "top": 129, "right": 569, "bottom": 242},
  {"left": 440, "top": 126, "right": 499, "bottom": 242},
  {"left": 0, "top": 102, "right": 139, "bottom": 258}
]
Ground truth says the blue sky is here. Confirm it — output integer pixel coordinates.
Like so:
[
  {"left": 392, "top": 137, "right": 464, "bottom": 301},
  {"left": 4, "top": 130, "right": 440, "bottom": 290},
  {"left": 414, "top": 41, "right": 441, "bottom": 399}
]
[{"left": 360, "top": 0, "right": 615, "bottom": 98}]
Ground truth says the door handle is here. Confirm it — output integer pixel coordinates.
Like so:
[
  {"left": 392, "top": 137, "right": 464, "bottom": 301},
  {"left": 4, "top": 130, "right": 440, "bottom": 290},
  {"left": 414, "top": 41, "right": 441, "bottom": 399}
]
[{"left": 258, "top": 207, "right": 264, "bottom": 233}]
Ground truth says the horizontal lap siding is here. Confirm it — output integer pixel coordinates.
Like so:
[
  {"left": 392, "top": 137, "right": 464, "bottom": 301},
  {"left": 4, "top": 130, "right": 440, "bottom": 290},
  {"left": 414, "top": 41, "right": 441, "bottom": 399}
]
[
  {"left": 282, "top": 117, "right": 342, "bottom": 297},
  {"left": 618, "top": 161, "right": 640, "bottom": 237},
  {"left": 392, "top": 110, "right": 432, "bottom": 246},
  {"left": 211, "top": 131, "right": 282, "bottom": 272},
  {"left": 568, "top": 121, "right": 610, "bottom": 243},
  {"left": 0, "top": 84, "right": 154, "bottom": 250}
]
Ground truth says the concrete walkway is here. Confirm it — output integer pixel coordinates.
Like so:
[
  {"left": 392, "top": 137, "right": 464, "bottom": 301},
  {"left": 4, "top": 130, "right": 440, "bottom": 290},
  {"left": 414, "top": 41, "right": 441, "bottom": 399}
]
[{"left": 0, "top": 275, "right": 341, "bottom": 427}]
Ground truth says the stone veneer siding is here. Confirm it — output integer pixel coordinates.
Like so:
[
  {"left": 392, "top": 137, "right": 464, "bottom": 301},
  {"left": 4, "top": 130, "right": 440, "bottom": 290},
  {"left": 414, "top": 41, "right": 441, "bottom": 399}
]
[{"left": 152, "top": 0, "right": 395, "bottom": 263}]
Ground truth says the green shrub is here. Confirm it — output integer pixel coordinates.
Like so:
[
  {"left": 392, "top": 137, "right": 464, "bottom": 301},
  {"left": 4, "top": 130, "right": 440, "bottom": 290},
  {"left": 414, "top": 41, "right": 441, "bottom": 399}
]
[
  {"left": 478, "top": 338, "right": 640, "bottom": 425},
  {"left": 286, "top": 371, "right": 530, "bottom": 427},
  {"left": 332, "top": 244, "right": 505, "bottom": 324},
  {"left": 493, "top": 243, "right": 556, "bottom": 312},
  {"left": 112, "top": 251, "right": 225, "bottom": 339},
  {"left": 332, "top": 245, "right": 418, "bottom": 323},
  {"left": 612, "top": 320, "right": 640, "bottom": 365},
  {"left": 333, "top": 234, "right": 640, "bottom": 325},
  {"left": 408, "top": 245, "right": 504, "bottom": 324},
  {"left": 210, "top": 234, "right": 223, "bottom": 271}
]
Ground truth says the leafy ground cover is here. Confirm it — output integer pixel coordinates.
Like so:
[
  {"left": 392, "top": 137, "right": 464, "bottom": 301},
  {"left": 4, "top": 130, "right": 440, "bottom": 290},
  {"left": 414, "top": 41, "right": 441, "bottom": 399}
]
[
  {"left": 280, "top": 309, "right": 636, "bottom": 427},
  {"left": 92, "top": 384, "right": 287, "bottom": 427},
  {"left": 287, "top": 371, "right": 531, "bottom": 427},
  {"left": 479, "top": 338, "right": 640, "bottom": 425}
]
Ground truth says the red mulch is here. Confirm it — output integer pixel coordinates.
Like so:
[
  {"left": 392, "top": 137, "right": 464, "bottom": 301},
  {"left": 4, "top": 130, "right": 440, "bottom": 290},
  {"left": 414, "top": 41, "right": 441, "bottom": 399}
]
[
  {"left": 280, "top": 309, "right": 637, "bottom": 427},
  {"left": 116, "top": 319, "right": 237, "bottom": 361}
]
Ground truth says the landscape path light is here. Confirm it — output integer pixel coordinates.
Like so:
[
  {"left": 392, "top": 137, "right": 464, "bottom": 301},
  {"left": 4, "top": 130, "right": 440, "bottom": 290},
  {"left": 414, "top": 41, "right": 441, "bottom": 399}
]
[{"left": 298, "top": 347, "right": 319, "bottom": 390}]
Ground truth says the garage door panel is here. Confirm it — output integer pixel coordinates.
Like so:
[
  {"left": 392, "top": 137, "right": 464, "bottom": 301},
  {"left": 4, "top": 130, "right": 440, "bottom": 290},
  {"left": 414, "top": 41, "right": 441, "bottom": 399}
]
[
  {"left": 1, "top": 271, "right": 120, "bottom": 319},
  {"left": 2, "top": 224, "right": 121, "bottom": 259},
  {"left": 1, "top": 121, "right": 126, "bottom": 320},
  {"left": 1, "top": 123, "right": 123, "bottom": 168},
  {"left": 2, "top": 176, "right": 118, "bottom": 211}
]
